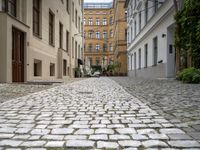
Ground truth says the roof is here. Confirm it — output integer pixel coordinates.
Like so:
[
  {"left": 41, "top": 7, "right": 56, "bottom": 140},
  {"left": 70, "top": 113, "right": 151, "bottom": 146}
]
[{"left": 84, "top": 2, "right": 113, "bottom": 9}]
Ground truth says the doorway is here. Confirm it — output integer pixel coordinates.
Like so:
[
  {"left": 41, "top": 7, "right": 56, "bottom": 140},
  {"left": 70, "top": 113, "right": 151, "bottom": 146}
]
[{"left": 12, "top": 28, "right": 24, "bottom": 82}]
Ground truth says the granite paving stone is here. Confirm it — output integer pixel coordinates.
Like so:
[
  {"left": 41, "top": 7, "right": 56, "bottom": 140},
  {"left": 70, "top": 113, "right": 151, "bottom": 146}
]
[
  {"left": 0, "top": 78, "right": 199, "bottom": 149},
  {"left": 66, "top": 140, "right": 95, "bottom": 148},
  {"left": 97, "top": 141, "right": 119, "bottom": 149},
  {"left": 112, "top": 77, "right": 200, "bottom": 142}
]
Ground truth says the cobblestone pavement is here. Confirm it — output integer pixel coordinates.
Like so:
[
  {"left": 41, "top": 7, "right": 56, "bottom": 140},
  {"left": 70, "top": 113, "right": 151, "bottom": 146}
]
[
  {"left": 111, "top": 77, "right": 200, "bottom": 143},
  {"left": 0, "top": 78, "right": 200, "bottom": 149},
  {"left": 0, "top": 78, "right": 83, "bottom": 103}
]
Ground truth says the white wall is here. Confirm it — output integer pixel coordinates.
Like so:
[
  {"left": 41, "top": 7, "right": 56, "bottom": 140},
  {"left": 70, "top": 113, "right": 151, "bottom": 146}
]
[{"left": 126, "top": 0, "right": 176, "bottom": 78}]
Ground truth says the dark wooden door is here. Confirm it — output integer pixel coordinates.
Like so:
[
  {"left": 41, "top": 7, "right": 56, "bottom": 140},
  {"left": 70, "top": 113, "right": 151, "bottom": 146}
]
[{"left": 12, "top": 28, "right": 24, "bottom": 82}]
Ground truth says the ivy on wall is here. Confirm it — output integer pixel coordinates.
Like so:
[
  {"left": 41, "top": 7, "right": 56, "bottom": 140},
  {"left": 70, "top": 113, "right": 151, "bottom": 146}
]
[{"left": 174, "top": 0, "right": 200, "bottom": 69}]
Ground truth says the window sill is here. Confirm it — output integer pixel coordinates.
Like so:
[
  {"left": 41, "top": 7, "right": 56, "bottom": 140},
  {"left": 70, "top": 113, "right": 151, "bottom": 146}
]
[
  {"left": 33, "top": 34, "right": 42, "bottom": 40},
  {"left": 49, "top": 43, "right": 55, "bottom": 47}
]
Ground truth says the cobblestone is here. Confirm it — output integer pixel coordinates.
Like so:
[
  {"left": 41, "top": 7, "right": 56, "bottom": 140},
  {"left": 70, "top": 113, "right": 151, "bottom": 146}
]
[
  {"left": 0, "top": 78, "right": 199, "bottom": 149},
  {"left": 112, "top": 77, "right": 200, "bottom": 142}
]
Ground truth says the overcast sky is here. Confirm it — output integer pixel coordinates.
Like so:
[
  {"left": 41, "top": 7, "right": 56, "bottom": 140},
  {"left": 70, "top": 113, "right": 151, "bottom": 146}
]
[{"left": 84, "top": 0, "right": 113, "bottom": 3}]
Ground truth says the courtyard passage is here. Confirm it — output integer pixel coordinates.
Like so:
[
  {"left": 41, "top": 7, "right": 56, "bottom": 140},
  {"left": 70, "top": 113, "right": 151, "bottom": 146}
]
[{"left": 0, "top": 78, "right": 200, "bottom": 149}]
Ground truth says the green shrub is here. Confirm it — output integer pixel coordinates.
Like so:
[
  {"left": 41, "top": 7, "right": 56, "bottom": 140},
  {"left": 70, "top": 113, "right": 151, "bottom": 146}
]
[{"left": 177, "top": 67, "right": 200, "bottom": 83}]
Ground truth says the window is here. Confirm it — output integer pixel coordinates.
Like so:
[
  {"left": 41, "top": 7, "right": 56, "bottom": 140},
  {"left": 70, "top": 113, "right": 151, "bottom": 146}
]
[
  {"left": 96, "top": 44, "right": 99, "bottom": 52},
  {"left": 110, "top": 30, "right": 113, "bottom": 38},
  {"left": 88, "top": 30, "right": 93, "bottom": 39},
  {"left": 145, "top": 1, "right": 148, "bottom": 24},
  {"left": 96, "top": 31, "right": 100, "bottom": 39},
  {"left": 130, "top": 54, "right": 133, "bottom": 70},
  {"left": 96, "top": 58, "right": 100, "bottom": 66},
  {"left": 138, "top": 49, "right": 141, "bottom": 69},
  {"left": 96, "top": 18, "right": 100, "bottom": 25},
  {"left": 49, "top": 11, "right": 54, "bottom": 45},
  {"left": 83, "top": 18, "right": 86, "bottom": 25},
  {"left": 50, "top": 63, "right": 55, "bottom": 76},
  {"left": 78, "top": 45, "right": 80, "bottom": 58},
  {"left": 103, "top": 43, "right": 107, "bottom": 51},
  {"left": 88, "top": 43, "right": 92, "bottom": 51},
  {"left": 109, "top": 43, "right": 113, "bottom": 51},
  {"left": 66, "top": 0, "right": 69, "bottom": 13},
  {"left": 125, "top": 29, "right": 127, "bottom": 41},
  {"left": 75, "top": 9, "right": 78, "bottom": 28},
  {"left": 72, "top": 37, "right": 74, "bottom": 58},
  {"left": 88, "top": 18, "right": 92, "bottom": 25},
  {"left": 75, "top": 41, "right": 77, "bottom": 59},
  {"left": 78, "top": 16, "right": 80, "bottom": 32},
  {"left": 8, "top": 0, "right": 16, "bottom": 17},
  {"left": 72, "top": 2, "right": 74, "bottom": 22},
  {"left": 103, "top": 30, "right": 107, "bottom": 39},
  {"left": 144, "top": 44, "right": 148, "bottom": 68},
  {"left": 131, "top": 27, "right": 132, "bottom": 41},
  {"left": 109, "top": 17, "right": 113, "bottom": 25},
  {"left": 0, "top": 0, "right": 6, "bottom": 11},
  {"left": 134, "top": 20, "right": 136, "bottom": 37},
  {"left": 103, "top": 18, "right": 107, "bottom": 25},
  {"left": 89, "top": 58, "right": 93, "bottom": 66},
  {"left": 154, "top": 0, "right": 158, "bottom": 13},
  {"left": 59, "top": 22, "right": 63, "bottom": 48},
  {"left": 34, "top": 59, "right": 42, "bottom": 76},
  {"left": 139, "top": 12, "right": 141, "bottom": 31},
  {"left": 153, "top": 36, "right": 158, "bottom": 66},
  {"left": 63, "top": 59, "right": 67, "bottom": 76},
  {"left": 66, "top": 30, "right": 69, "bottom": 52},
  {"left": 109, "top": 58, "right": 113, "bottom": 65},
  {"left": 33, "top": 0, "right": 40, "bottom": 36}
]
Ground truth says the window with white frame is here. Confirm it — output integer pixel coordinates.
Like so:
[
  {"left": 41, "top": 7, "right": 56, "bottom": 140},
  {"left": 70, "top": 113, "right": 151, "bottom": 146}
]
[
  {"left": 96, "top": 44, "right": 99, "bottom": 52},
  {"left": 109, "top": 17, "right": 113, "bottom": 25},
  {"left": 102, "top": 18, "right": 107, "bottom": 25},
  {"left": 103, "top": 43, "right": 107, "bottom": 51},
  {"left": 83, "top": 18, "right": 86, "bottom": 25},
  {"left": 96, "top": 31, "right": 100, "bottom": 39},
  {"left": 110, "top": 29, "right": 113, "bottom": 37},
  {"left": 96, "top": 18, "right": 100, "bottom": 25},
  {"left": 88, "top": 30, "right": 93, "bottom": 38},
  {"left": 144, "top": 44, "right": 148, "bottom": 68},
  {"left": 109, "top": 43, "right": 113, "bottom": 51},
  {"left": 103, "top": 30, "right": 107, "bottom": 39},
  {"left": 139, "top": 12, "right": 141, "bottom": 31},
  {"left": 138, "top": 48, "right": 141, "bottom": 69},
  {"left": 88, "top": 18, "right": 92, "bottom": 25},
  {"left": 145, "top": 1, "right": 148, "bottom": 24},
  {"left": 153, "top": 36, "right": 158, "bottom": 66}
]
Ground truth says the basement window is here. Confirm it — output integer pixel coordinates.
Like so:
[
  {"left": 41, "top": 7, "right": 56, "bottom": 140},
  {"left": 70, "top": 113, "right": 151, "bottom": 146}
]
[
  {"left": 34, "top": 59, "right": 42, "bottom": 76},
  {"left": 50, "top": 63, "right": 55, "bottom": 76}
]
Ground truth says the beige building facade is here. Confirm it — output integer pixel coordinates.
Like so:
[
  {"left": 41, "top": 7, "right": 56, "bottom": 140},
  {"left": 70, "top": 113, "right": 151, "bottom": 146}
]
[
  {"left": 113, "top": 0, "right": 127, "bottom": 75},
  {"left": 0, "top": 0, "right": 83, "bottom": 83},
  {"left": 83, "top": 1, "right": 127, "bottom": 75},
  {"left": 83, "top": 2, "right": 114, "bottom": 70}
]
